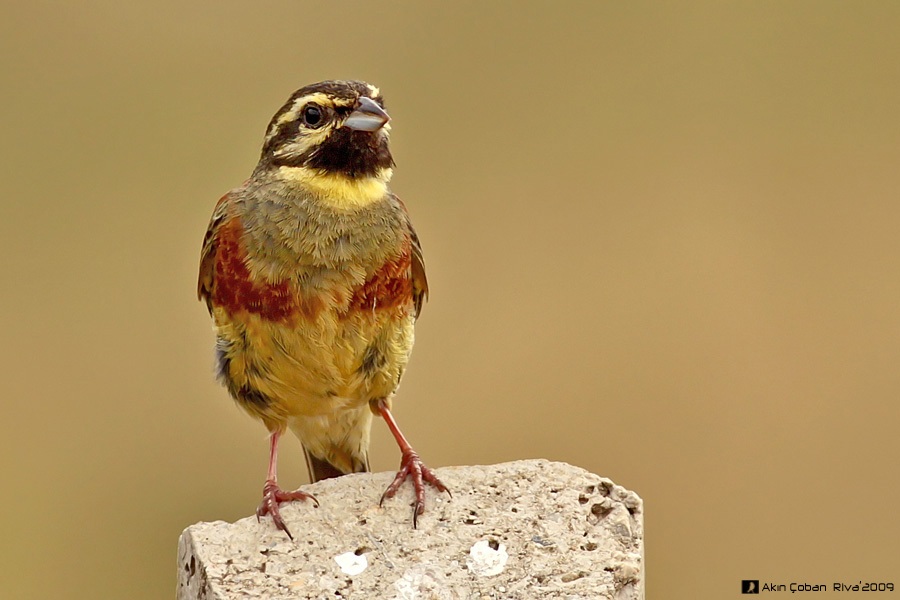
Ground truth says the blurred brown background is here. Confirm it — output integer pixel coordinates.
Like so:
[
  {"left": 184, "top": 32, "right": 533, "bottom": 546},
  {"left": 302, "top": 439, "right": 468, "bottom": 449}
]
[{"left": 2, "top": 1, "right": 898, "bottom": 597}]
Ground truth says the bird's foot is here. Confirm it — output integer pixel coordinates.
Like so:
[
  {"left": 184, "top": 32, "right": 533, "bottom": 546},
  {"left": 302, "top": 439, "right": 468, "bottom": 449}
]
[
  {"left": 380, "top": 449, "right": 450, "bottom": 527},
  {"left": 256, "top": 479, "right": 318, "bottom": 539}
]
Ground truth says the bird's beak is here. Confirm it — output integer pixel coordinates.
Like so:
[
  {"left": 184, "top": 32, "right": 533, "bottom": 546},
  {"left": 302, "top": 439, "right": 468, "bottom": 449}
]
[{"left": 344, "top": 97, "right": 390, "bottom": 132}]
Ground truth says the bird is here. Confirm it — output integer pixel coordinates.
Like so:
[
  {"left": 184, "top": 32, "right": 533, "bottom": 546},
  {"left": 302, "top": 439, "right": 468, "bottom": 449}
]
[{"left": 197, "top": 80, "right": 448, "bottom": 538}]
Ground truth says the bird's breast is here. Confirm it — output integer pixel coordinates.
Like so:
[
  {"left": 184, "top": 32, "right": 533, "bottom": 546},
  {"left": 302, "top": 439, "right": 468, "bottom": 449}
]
[
  {"left": 208, "top": 192, "right": 418, "bottom": 422},
  {"left": 212, "top": 212, "right": 413, "bottom": 323}
]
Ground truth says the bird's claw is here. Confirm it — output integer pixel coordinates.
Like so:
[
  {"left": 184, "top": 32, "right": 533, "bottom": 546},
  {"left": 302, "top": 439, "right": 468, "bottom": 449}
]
[
  {"left": 256, "top": 480, "right": 318, "bottom": 539},
  {"left": 380, "top": 450, "right": 450, "bottom": 527}
]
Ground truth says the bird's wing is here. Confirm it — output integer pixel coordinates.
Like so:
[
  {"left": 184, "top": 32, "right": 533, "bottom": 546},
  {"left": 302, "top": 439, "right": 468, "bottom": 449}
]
[
  {"left": 392, "top": 194, "right": 429, "bottom": 319},
  {"left": 197, "top": 192, "right": 232, "bottom": 312},
  {"left": 409, "top": 223, "right": 429, "bottom": 319}
]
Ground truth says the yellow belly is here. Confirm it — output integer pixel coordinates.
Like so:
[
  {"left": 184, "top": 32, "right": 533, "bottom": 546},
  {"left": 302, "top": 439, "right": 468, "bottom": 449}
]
[{"left": 213, "top": 305, "right": 415, "bottom": 426}]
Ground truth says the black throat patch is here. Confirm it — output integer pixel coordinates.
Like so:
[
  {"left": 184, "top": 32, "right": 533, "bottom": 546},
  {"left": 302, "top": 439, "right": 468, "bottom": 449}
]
[{"left": 274, "top": 128, "right": 394, "bottom": 178}]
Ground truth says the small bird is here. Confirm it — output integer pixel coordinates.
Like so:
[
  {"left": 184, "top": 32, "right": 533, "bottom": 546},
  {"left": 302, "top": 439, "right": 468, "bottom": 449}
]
[{"left": 198, "top": 80, "right": 448, "bottom": 538}]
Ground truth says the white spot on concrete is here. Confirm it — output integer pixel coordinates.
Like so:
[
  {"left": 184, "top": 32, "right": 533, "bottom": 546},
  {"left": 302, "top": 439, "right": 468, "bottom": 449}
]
[
  {"left": 334, "top": 551, "right": 367, "bottom": 575},
  {"left": 466, "top": 539, "right": 508, "bottom": 576}
]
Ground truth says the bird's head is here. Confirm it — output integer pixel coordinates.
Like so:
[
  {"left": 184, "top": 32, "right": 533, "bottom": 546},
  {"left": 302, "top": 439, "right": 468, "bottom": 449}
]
[{"left": 257, "top": 81, "right": 395, "bottom": 207}]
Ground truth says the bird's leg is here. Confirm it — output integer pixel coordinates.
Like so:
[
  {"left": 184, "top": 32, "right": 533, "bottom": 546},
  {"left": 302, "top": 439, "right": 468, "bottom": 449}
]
[
  {"left": 375, "top": 398, "right": 450, "bottom": 527},
  {"left": 256, "top": 429, "right": 318, "bottom": 539}
]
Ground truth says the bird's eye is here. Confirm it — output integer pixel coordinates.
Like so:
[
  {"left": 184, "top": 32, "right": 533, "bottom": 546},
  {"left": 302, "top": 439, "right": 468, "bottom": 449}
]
[{"left": 302, "top": 104, "right": 324, "bottom": 128}]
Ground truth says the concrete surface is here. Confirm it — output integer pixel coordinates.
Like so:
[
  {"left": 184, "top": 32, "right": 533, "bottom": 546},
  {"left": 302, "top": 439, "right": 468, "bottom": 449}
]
[{"left": 177, "top": 459, "right": 644, "bottom": 599}]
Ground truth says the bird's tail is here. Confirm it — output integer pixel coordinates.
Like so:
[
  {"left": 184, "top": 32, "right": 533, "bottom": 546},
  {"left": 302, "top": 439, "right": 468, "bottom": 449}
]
[{"left": 303, "top": 445, "right": 369, "bottom": 483}]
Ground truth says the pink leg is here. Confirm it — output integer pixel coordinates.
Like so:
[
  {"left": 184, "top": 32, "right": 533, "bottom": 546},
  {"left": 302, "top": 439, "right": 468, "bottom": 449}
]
[
  {"left": 376, "top": 399, "right": 450, "bottom": 527},
  {"left": 256, "top": 430, "right": 318, "bottom": 539}
]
